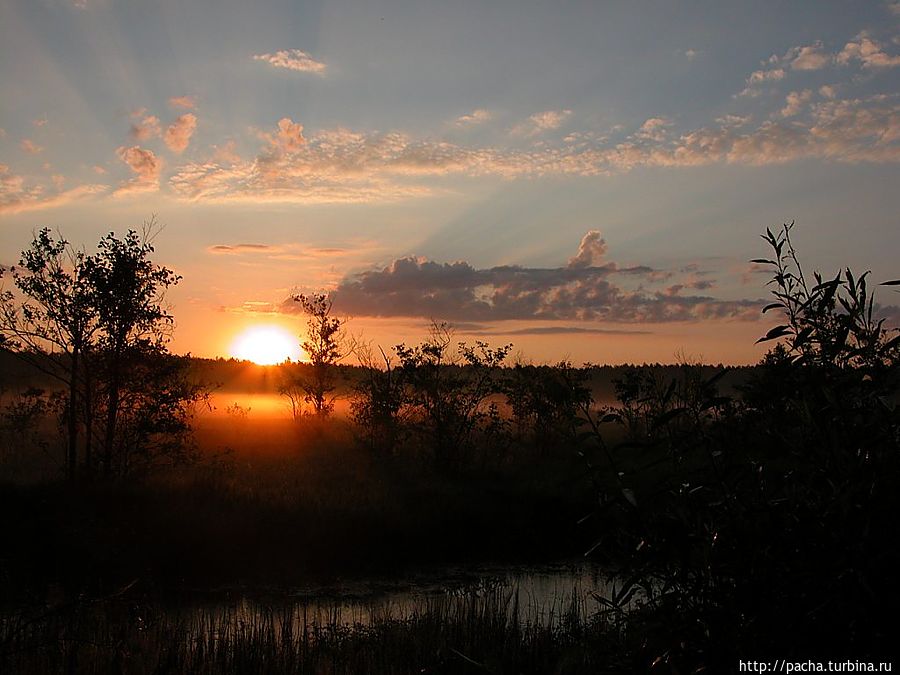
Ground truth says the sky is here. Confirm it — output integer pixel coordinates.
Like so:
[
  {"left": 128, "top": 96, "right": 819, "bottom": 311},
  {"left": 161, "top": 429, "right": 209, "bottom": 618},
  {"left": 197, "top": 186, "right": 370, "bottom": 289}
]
[{"left": 1, "top": 0, "right": 899, "bottom": 365}]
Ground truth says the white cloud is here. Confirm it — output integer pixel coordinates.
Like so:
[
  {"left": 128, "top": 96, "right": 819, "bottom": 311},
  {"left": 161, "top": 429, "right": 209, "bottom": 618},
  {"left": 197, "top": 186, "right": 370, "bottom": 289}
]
[{"left": 253, "top": 49, "right": 327, "bottom": 74}]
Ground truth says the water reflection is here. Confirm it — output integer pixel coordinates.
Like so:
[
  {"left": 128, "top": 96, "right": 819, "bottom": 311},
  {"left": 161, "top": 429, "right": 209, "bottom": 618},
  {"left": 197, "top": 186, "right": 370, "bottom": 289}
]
[{"left": 176, "top": 561, "right": 622, "bottom": 629}]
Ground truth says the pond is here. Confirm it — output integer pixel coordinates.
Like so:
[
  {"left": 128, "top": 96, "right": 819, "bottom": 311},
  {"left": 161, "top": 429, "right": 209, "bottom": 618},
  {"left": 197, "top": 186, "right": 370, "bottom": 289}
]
[{"left": 165, "top": 560, "right": 622, "bottom": 628}]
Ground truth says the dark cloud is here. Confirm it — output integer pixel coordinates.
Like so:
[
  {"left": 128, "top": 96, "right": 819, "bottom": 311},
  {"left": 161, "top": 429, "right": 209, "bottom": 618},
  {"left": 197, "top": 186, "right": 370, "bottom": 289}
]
[
  {"left": 470, "top": 325, "right": 652, "bottom": 336},
  {"left": 209, "top": 243, "right": 274, "bottom": 254},
  {"left": 326, "top": 233, "right": 761, "bottom": 324}
]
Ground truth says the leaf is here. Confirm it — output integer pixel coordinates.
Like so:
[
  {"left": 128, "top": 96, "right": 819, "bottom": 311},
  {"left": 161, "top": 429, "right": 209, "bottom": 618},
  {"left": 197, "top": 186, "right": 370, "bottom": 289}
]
[
  {"left": 794, "top": 326, "right": 813, "bottom": 347},
  {"left": 880, "top": 279, "right": 900, "bottom": 286},
  {"left": 651, "top": 407, "right": 687, "bottom": 430},
  {"left": 750, "top": 258, "right": 777, "bottom": 265},
  {"left": 761, "top": 303, "right": 783, "bottom": 314},
  {"left": 756, "top": 325, "right": 790, "bottom": 344}
]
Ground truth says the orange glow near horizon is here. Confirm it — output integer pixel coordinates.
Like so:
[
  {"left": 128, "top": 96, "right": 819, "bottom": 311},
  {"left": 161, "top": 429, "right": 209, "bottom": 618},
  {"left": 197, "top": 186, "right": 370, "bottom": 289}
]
[{"left": 230, "top": 326, "right": 303, "bottom": 365}]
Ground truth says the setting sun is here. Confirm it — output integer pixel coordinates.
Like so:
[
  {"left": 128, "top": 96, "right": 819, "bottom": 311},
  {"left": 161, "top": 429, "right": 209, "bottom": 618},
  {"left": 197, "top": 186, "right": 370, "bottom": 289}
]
[{"left": 231, "top": 326, "right": 301, "bottom": 365}]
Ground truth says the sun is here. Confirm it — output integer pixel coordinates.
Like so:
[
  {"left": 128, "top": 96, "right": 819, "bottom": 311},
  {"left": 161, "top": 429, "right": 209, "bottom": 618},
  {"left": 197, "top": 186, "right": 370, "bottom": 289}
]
[{"left": 231, "top": 326, "right": 301, "bottom": 365}]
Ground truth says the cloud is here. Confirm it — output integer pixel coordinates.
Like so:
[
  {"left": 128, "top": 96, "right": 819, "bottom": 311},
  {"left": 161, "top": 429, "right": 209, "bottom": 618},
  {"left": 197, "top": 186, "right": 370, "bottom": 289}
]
[
  {"left": 513, "top": 109, "right": 572, "bottom": 136},
  {"left": 0, "top": 163, "right": 106, "bottom": 215},
  {"left": 471, "top": 325, "right": 652, "bottom": 336},
  {"left": 739, "top": 67, "right": 785, "bottom": 96},
  {"left": 263, "top": 117, "right": 306, "bottom": 152},
  {"left": 819, "top": 85, "right": 837, "bottom": 99},
  {"left": 166, "top": 95, "right": 900, "bottom": 205},
  {"left": 208, "top": 243, "right": 275, "bottom": 254},
  {"left": 790, "top": 42, "right": 831, "bottom": 70},
  {"left": 169, "top": 95, "right": 197, "bottom": 109},
  {"left": 32, "top": 117, "right": 48, "bottom": 127},
  {"left": 567, "top": 230, "right": 608, "bottom": 268},
  {"left": 130, "top": 114, "right": 161, "bottom": 141},
  {"left": 164, "top": 113, "right": 197, "bottom": 153},
  {"left": 20, "top": 139, "right": 43, "bottom": 154},
  {"left": 325, "top": 233, "right": 759, "bottom": 324},
  {"left": 211, "top": 140, "right": 241, "bottom": 164},
  {"left": 253, "top": 49, "right": 327, "bottom": 74},
  {"left": 115, "top": 145, "right": 162, "bottom": 195},
  {"left": 684, "top": 49, "right": 699, "bottom": 61},
  {"left": 837, "top": 34, "right": 900, "bottom": 68},
  {"left": 455, "top": 109, "right": 492, "bottom": 126},
  {"left": 635, "top": 117, "right": 672, "bottom": 141},
  {"left": 781, "top": 89, "right": 813, "bottom": 117},
  {"left": 207, "top": 242, "right": 354, "bottom": 260}
]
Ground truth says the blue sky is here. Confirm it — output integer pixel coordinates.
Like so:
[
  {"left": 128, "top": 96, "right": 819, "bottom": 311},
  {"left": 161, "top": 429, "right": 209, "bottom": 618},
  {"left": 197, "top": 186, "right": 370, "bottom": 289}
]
[{"left": 1, "top": 0, "right": 899, "bottom": 363}]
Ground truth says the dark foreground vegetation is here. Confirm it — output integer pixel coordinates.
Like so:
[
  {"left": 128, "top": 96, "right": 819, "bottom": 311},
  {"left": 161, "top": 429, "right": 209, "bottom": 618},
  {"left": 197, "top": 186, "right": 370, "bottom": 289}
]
[{"left": 1, "top": 222, "right": 899, "bottom": 672}]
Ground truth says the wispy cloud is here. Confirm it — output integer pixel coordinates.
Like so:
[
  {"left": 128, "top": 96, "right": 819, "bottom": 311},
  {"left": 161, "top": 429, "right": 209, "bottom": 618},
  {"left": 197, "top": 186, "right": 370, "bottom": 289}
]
[
  {"left": 0, "top": 163, "right": 106, "bottom": 215},
  {"left": 455, "top": 109, "right": 492, "bottom": 126},
  {"left": 253, "top": 49, "right": 327, "bottom": 74},
  {"left": 166, "top": 93, "right": 900, "bottom": 205},
  {"left": 164, "top": 113, "right": 197, "bottom": 153},
  {"left": 130, "top": 114, "right": 161, "bottom": 141},
  {"left": 19, "top": 139, "right": 43, "bottom": 154},
  {"left": 739, "top": 66, "right": 785, "bottom": 97},
  {"left": 512, "top": 109, "right": 572, "bottom": 136},
  {"left": 208, "top": 243, "right": 275, "bottom": 254},
  {"left": 168, "top": 95, "right": 197, "bottom": 110}
]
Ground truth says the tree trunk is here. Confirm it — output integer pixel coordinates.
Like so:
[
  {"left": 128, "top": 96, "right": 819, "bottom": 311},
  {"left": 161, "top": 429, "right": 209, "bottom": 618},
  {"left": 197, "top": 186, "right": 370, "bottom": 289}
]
[
  {"left": 103, "top": 353, "right": 121, "bottom": 479},
  {"left": 66, "top": 346, "right": 80, "bottom": 481}
]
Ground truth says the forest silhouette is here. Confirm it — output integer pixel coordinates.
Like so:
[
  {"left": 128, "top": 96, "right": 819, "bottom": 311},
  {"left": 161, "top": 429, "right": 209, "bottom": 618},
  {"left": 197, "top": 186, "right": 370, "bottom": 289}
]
[{"left": 0, "top": 221, "right": 898, "bottom": 673}]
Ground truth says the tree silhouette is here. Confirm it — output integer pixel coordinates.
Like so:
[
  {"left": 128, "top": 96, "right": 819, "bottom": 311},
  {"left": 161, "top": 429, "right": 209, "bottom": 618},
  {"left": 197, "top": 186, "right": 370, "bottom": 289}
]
[
  {"left": 0, "top": 223, "right": 203, "bottom": 478},
  {"left": 282, "top": 293, "right": 346, "bottom": 416},
  {"left": 0, "top": 229, "right": 96, "bottom": 478}
]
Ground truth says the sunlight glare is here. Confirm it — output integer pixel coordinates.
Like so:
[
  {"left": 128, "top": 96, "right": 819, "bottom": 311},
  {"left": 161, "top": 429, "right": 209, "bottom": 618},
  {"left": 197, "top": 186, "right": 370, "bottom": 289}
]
[{"left": 231, "top": 326, "right": 301, "bottom": 365}]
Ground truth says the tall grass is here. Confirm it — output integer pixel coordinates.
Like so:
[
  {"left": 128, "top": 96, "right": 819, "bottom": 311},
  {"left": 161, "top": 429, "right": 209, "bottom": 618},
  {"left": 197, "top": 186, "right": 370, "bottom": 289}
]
[{"left": 0, "top": 585, "right": 631, "bottom": 674}]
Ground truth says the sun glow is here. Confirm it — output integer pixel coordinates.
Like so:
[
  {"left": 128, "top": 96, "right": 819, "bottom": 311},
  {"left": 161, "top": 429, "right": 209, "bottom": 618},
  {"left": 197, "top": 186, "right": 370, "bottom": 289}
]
[{"left": 231, "top": 326, "right": 301, "bottom": 365}]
